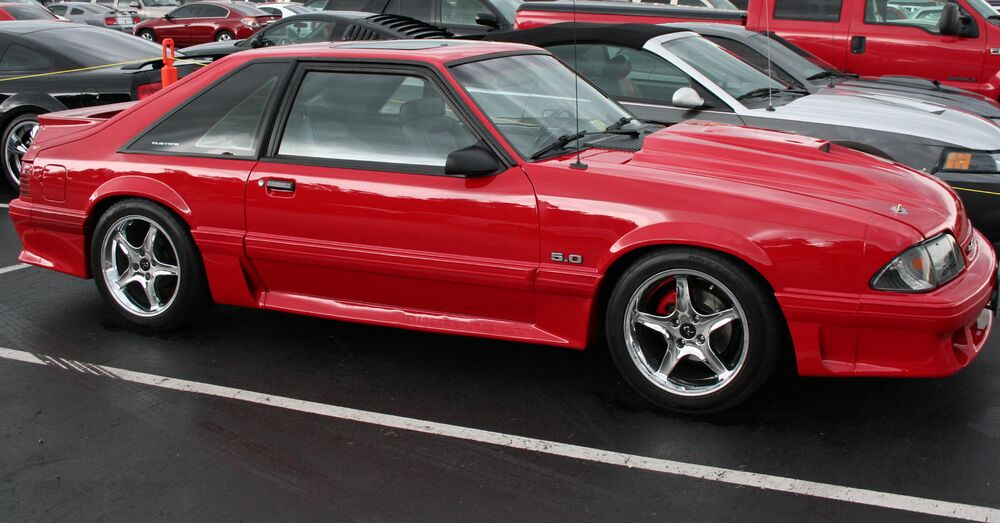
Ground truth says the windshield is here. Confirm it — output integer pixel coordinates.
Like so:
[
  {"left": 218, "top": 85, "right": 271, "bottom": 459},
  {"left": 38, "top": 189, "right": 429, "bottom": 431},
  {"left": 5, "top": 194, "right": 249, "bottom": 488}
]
[
  {"left": 663, "top": 35, "right": 787, "bottom": 100},
  {"left": 451, "top": 54, "right": 634, "bottom": 159},
  {"left": 230, "top": 3, "right": 268, "bottom": 15},
  {"left": 29, "top": 27, "right": 168, "bottom": 66},
  {"left": 6, "top": 5, "right": 56, "bottom": 19},
  {"left": 144, "top": 0, "right": 179, "bottom": 6},
  {"left": 962, "top": 0, "right": 999, "bottom": 18}
]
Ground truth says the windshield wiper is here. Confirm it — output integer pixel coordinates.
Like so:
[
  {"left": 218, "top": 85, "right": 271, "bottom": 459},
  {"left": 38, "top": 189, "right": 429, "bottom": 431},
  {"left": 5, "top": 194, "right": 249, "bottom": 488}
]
[
  {"left": 807, "top": 70, "right": 858, "bottom": 81},
  {"left": 736, "top": 87, "right": 783, "bottom": 100},
  {"left": 530, "top": 120, "right": 641, "bottom": 161}
]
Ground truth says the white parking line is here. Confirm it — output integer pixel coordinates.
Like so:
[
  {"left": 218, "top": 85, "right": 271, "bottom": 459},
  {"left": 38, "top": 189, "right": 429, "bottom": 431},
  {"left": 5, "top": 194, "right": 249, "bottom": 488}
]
[
  {"left": 0, "top": 263, "right": 27, "bottom": 275},
  {"left": 0, "top": 346, "right": 996, "bottom": 522}
]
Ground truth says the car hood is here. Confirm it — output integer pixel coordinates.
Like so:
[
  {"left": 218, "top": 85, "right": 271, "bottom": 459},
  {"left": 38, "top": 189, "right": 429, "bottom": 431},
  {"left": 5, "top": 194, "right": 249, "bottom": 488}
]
[
  {"left": 827, "top": 78, "right": 1000, "bottom": 119},
  {"left": 180, "top": 40, "right": 242, "bottom": 57},
  {"left": 620, "top": 121, "right": 964, "bottom": 238},
  {"left": 747, "top": 90, "right": 1000, "bottom": 151}
]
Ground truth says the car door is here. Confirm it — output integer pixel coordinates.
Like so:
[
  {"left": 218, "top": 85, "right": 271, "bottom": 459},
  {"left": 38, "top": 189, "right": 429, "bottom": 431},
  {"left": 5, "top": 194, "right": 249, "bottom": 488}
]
[
  {"left": 160, "top": 4, "right": 199, "bottom": 45},
  {"left": 546, "top": 42, "right": 743, "bottom": 126},
  {"left": 244, "top": 64, "right": 540, "bottom": 323},
  {"left": 190, "top": 3, "right": 226, "bottom": 43},
  {"left": 844, "top": 0, "right": 983, "bottom": 88}
]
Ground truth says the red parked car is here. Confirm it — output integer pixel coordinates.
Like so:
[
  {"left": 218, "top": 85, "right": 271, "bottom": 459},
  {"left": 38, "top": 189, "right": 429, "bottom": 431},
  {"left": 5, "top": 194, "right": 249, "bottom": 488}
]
[
  {"left": 9, "top": 41, "right": 997, "bottom": 413},
  {"left": 515, "top": 0, "right": 1000, "bottom": 100},
  {"left": 133, "top": 1, "right": 278, "bottom": 45}
]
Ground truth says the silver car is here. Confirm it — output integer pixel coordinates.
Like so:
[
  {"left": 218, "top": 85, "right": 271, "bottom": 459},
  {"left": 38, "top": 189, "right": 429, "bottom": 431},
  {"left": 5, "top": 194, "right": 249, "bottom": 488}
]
[{"left": 48, "top": 1, "right": 137, "bottom": 30}]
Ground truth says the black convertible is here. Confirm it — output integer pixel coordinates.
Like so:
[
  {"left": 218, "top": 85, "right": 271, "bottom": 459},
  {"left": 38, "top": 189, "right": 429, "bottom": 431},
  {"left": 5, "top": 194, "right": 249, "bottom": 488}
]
[{"left": 0, "top": 21, "right": 198, "bottom": 189}]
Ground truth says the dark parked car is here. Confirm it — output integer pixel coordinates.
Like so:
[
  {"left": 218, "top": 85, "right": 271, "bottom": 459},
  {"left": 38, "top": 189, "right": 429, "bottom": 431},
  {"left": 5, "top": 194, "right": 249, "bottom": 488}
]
[
  {"left": 0, "top": 21, "right": 198, "bottom": 189},
  {"left": 300, "top": 0, "right": 518, "bottom": 36},
  {"left": 48, "top": 2, "right": 139, "bottom": 31},
  {"left": 133, "top": 1, "right": 279, "bottom": 45},
  {"left": 181, "top": 11, "right": 451, "bottom": 59}
]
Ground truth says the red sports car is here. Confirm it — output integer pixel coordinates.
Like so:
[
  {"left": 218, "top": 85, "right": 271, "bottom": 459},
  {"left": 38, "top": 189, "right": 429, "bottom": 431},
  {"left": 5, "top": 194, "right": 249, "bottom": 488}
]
[
  {"left": 10, "top": 41, "right": 997, "bottom": 413},
  {"left": 133, "top": 1, "right": 278, "bottom": 45}
]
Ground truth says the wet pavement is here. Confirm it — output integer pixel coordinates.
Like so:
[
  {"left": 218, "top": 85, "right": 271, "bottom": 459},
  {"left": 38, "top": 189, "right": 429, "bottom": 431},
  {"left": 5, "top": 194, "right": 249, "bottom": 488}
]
[{"left": 1, "top": 185, "right": 998, "bottom": 521}]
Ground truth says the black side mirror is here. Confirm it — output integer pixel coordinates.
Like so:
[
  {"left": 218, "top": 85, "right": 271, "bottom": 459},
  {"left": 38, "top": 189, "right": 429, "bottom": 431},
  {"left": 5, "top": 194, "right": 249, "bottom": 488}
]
[
  {"left": 445, "top": 142, "right": 501, "bottom": 177},
  {"left": 475, "top": 12, "right": 500, "bottom": 29},
  {"left": 939, "top": 3, "right": 962, "bottom": 36}
]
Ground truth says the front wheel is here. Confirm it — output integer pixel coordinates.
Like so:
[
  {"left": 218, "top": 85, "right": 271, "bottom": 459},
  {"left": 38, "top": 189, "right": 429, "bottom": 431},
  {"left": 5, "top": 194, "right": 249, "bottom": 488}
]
[
  {"left": 605, "top": 249, "right": 784, "bottom": 414},
  {"left": 91, "top": 199, "right": 212, "bottom": 330},
  {"left": 137, "top": 29, "right": 155, "bottom": 42},
  {"left": 2, "top": 113, "right": 39, "bottom": 189},
  {"left": 215, "top": 30, "right": 234, "bottom": 41}
]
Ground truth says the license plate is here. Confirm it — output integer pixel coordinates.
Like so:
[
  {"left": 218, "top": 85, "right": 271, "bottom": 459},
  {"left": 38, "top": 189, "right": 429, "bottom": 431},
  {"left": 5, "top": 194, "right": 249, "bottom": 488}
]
[{"left": 116, "top": 15, "right": 129, "bottom": 24}]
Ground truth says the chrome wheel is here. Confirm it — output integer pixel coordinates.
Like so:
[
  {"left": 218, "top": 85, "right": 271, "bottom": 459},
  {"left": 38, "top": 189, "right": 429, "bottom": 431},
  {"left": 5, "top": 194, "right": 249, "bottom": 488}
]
[
  {"left": 5, "top": 118, "right": 38, "bottom": 187},
  {"left": 216, "top": 32, "right": 233, "bottom": 41},
  {"left": 100, "top": 215, "right": 181, "bottom": 317},
  {"left": 623, "top": 269, "right": 749, "bottom": 397},
  {"left": 139, "top": 31, "right": 154, "bottom": 41}
]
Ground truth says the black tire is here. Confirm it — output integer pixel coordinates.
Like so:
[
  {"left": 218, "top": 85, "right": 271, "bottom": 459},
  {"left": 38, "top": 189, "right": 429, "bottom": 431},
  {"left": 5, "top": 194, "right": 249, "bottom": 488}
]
[
  {"left": 90, "top": 199, "right": 212, "bottom": 330},
  {"left": 2, "top": 113, "right": 39, "bottom": 190},
  {"left": 138, "top": 29, "right": 156, "bottom": 42},
  {"left": 215, "top": 30, "right": 234, "bottom": 41},
  {"left": 605, "top": 248, "right": 785, "bottom": 414}
]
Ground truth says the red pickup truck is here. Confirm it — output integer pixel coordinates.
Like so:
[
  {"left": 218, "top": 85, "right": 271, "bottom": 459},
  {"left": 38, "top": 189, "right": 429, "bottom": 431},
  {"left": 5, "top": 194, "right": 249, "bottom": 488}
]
[{"left": 515, "top": 0, "right": 1000, "bottom": 100}]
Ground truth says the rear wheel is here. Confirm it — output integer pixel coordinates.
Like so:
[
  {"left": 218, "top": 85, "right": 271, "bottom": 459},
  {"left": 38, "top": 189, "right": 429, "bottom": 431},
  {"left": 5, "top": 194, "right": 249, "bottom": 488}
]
[
  {"left": 605, "top": 249, "right": 784, "bottom": 414},
  {"left": 138, "top": 29, "right": 155, "bottom": 42},
  {"left": 91, "top": 199, "right": 212, "bottom": 330},
  {"left": 215, "top": 30, "right": 234, "bottom": 41},
  {"left": 2, "top": 113, "right": 39, "bottom": 189}
]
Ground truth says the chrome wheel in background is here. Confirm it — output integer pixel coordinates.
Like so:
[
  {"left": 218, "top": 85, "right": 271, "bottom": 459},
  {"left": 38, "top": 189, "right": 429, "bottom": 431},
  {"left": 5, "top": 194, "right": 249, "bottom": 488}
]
[
  {"left": 4, "top": 116, "right": 38, "bottom": 188},
  {"left": 100, "top": 215, "right": 181, "bottom": 318}
]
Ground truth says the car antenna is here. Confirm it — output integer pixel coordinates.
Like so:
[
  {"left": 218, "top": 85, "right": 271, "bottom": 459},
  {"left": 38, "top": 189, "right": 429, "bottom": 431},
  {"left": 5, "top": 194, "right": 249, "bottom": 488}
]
[
  {"left": 569, "top": 0, "right": 588, "bottom": 170},
  {"left": 763, "top": 0, "right": 775, "bottom": 111}
]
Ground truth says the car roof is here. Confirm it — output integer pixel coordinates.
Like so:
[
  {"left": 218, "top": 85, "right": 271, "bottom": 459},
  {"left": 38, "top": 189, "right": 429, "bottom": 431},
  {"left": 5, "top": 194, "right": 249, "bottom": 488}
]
[
  {"left": 0, "top": 20, "right": 77, "bottom": 34},
  {"left": 515, "top": 0, "right": 745, "bottom": 21},
  {"left": 233, "top": 39, "right": 545, "bottom": 65},
  {"left": 488, "top": 22, "right": 688, "bottom": 48}
]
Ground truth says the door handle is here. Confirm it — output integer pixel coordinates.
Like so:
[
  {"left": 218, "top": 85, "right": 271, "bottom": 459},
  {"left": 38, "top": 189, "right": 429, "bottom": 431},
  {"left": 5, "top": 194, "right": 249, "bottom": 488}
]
[
  {"left": 262, "top": 178, "right": 295, "bottom": 192},
  {"left": 850, "top": 35, "right": 866, "bottom": 54}
]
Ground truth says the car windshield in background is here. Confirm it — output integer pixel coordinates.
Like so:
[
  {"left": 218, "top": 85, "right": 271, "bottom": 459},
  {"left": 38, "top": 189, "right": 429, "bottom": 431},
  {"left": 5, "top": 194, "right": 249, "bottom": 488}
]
[
  {"left": 490, "top": 0, "right": 520, "bottom": 23},
  {"left": 282, "top": 4, "right": 311, "bottom": 13},
  {"left": 230, "top": 3, "right": 268, "bottom": 15},
  {"left": 663, "top": 35, "right": 787, "bottom": 100},
  {"left": 7, "top": 5, "right": 56, "bottom": 18},
  {"left": 450, "top": 54, "right": 634, "bottom": 159},
  {"left": 963, "top": 0, "right": 999, "bottom": 18},
  {"left": 144, "top": 0, "right": 178, "bottom": 6},
  {"left": 745, "top": 32, "right": 830, "bottom": 80},
  {"left": 28, "top": 27, "right": 167, "bottom": 66}
]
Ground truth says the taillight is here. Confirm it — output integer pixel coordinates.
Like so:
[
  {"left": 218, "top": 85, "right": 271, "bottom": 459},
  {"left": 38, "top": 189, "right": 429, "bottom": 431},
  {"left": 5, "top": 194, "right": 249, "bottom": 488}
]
[
  {"left": 104, "top": 16, "right": 115, "bottom": 25},
  {"left": 19, "top": 162, "right": 31, "bottom": 196},
  {"left": 136, "top": 81, "right": 162, "bottom": 100},
  {"left": 132, "top": 15, "right": 140, "bottom": 23},
  {"left": 240, "top": 17, "right": 259, "bottom": 28}
]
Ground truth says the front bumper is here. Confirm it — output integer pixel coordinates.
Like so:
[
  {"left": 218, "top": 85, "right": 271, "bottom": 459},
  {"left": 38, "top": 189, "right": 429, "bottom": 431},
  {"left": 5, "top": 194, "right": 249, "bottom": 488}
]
[{"left": 782, "top": 230, "right": 997, "bottom": 377}]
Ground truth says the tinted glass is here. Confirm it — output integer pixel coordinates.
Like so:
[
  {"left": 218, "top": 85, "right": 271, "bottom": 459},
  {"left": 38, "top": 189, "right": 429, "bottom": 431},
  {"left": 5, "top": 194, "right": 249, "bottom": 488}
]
[
  {"left": 129, "top": 62, "right": 285, "bottom": 156},
  {"left": 200, "top": 4, "right": 229, "bottom": 17},
  {"left": 0, "top": 44, "right": 52, "bottom": 71},
  {"left": 69, "top": 6, "right": 84, "bottom": 14},
  {"left": 229, "top": 2, "right": 267, "bottom": 15},
  {"left": 167, "top": 4, "right": 197, "bottom": 16},
  {"left": 451, "top": 54, "right": 633, "bottom": 159},
  {"left": 386, "top": 0, "right": 433, "bottom": 18},
  {"left": 439, "top": 0, "right": 491, "bottom": 24},
  {"left": 27, "top": 27, "right": 166, "bottom": 66},
  {"left": 262, "top": 19, "right": 339, "bottom": 44},
  {"left": 865, "top": 0, "right": 944, "bottom": 29},
  {"left": 302, "top": 0, "right": 325, "bottom": 9},
  {"left": 773, "top": 0, "right": 842, "bottom": 20},
  {"left": 260, "top": 6, "right": 279, "bottom": 14},
  {"left": 145, "top": 0, "right": 180, "bottom": 6},
  {"left": 549, "top": 43, "right": 692, "bottom": 103},
  {"left": 6, "top": 5, "right": 57, "bottom": 18},
  {"left": 278, "top": 71, "right": 478, "bottom": 168},
  {"left": 705, "top": 36, "right": 804, "bottom": 87},
  {"left": 48, "top": 4, "right": 65, "bottom": 14}
]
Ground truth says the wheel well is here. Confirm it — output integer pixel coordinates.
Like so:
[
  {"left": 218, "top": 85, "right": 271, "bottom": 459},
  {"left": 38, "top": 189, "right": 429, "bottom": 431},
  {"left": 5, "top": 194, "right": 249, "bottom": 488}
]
[
  {"left": 1, "top": 106, "right": 47, "bottom": 129},
  {"left": 589, "top": 244, "right": 786, "bottom": 349},
  {"left": 83, "top": 195, "right": 191, "bottom": 277}
]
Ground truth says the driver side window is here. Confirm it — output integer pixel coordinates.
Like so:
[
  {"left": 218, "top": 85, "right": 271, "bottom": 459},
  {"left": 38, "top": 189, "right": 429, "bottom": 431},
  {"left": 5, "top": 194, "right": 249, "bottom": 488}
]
[
  {"left": 439, "top": 0, "right": 492, "bottom": 25},
  {"left": 277, "top": 71, "right": 478, "bottom": 171},
  {"left": 864, "top": 0, "right": 948, "bottom": 32},
  {"left": 263, "top": 20, "right": 340, "bottom": 46},
  {"left": 549, "top": 43, "right": 693, "bottom": 104}
]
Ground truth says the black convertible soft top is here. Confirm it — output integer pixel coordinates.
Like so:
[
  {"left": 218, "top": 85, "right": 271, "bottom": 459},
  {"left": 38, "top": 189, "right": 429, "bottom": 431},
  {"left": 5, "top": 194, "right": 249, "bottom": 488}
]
[
  {"left": 485, "top": 22, "right": 691, "bottom": 49},
  {"left": 516, "top": 0, "right": 745, "bottom": 21}
]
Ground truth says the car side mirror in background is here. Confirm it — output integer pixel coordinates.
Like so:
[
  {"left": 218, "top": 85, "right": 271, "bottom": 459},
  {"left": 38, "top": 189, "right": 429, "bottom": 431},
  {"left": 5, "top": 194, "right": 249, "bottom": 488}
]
[
  {"left": 445, "top": 142, "right": 502, "bottom": 177},
  {"left": 672, "top": 87, "right": 705, "bottom": 109},
  {"left": 475, "top": 12, "right": 500, "bottom": 29}
]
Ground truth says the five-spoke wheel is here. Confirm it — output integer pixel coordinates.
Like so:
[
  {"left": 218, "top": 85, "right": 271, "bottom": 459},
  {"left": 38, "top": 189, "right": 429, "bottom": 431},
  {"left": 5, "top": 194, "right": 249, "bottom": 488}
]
[
  {"left": 2, "top": 113, "right": 38, "bottom": 189},
  {"left": 607, "top": 249, "right": 783, "bottom": 414},
  {"left": 91, "top": 199, "right": 211, "bottom": 329}
]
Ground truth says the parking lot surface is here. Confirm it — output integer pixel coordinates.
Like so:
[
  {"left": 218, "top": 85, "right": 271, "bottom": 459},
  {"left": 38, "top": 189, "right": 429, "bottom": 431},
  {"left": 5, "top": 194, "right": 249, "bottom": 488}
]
[{"left": 2, "top": 185, "right": 999, "bottom": 521}]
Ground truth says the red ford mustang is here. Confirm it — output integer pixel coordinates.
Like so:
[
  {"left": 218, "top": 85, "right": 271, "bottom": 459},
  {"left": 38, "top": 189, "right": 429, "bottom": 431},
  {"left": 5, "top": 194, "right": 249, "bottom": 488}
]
[
  {"left": 133, "top": 1, "right": 278, "bottom": 45},
  {"left": 10, "top": 41, "right": 997, "bottom": 413}
]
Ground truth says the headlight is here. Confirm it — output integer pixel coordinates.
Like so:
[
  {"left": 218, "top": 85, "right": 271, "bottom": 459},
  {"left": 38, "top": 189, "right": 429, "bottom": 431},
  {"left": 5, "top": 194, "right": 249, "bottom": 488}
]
[
  {"left": 871, "top": 234, "right": 965, "bottom": 292},
  {"left": 941, "top": 150, "right": 1000, "bottom": 172}
]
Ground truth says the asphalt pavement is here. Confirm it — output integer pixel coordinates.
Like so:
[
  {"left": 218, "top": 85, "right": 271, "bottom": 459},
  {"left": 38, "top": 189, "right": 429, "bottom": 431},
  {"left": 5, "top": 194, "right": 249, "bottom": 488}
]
[{"left": 2, "top": 185, "right": 998, "bottom": 521}]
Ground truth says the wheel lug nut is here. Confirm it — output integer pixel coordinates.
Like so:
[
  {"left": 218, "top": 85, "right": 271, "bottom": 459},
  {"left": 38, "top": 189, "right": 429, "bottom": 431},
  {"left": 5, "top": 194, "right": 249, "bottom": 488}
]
[
  {"left": 677, "top": 339, "right": 685, "bottom": 347},
  {"left": 697, "top": 335, "right": 706, "bottom": 343}
]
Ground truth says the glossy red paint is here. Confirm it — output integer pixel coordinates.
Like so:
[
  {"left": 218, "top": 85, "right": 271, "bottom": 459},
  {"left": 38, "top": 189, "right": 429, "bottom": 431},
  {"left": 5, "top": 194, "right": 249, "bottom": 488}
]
[
  {"left": 515, "top": 0, "right": 1000, "bottom": 99},
  {"left": 9, "top": 42, "right": 997, "bottom": 378},
  {"left": 133, "top": 2, "right": 277, "bottom": 46}
]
